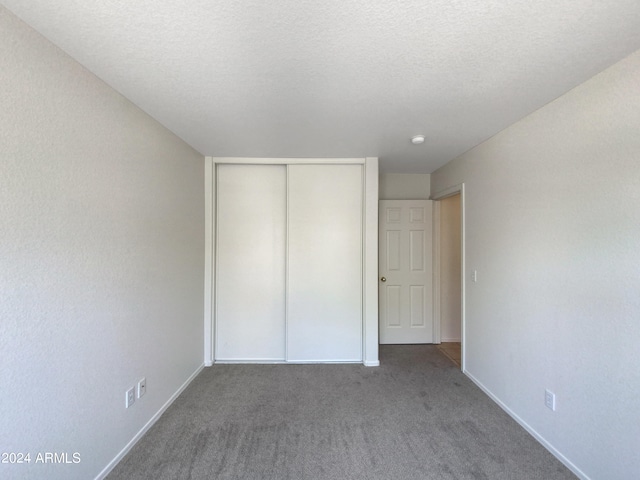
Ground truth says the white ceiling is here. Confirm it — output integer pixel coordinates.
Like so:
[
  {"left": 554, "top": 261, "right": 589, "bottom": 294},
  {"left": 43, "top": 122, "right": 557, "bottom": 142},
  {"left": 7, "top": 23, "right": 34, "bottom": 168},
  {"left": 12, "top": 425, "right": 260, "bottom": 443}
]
[{"left": 3, "top": 1, "right": 640, "bottom": 173}]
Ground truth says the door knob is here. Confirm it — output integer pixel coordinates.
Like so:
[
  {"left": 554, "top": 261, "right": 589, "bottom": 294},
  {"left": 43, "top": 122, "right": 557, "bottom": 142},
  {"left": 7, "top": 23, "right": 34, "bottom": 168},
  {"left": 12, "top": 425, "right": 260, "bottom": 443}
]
[{"left": 380, "top": 277, "right": 386, "bottom": 282}]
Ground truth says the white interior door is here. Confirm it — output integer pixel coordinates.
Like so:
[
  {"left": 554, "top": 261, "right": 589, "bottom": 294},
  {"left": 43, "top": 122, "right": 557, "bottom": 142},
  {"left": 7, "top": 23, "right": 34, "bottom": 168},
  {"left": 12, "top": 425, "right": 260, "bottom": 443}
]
[
  {"left": 379, "top": 200, "right": 433, "bottom": 344},
  {"left": 215, "top": 164, "right": 286, "bottom": 361},
  {"left": 287, "top": 164, "right": 363, "bottom": 362}
]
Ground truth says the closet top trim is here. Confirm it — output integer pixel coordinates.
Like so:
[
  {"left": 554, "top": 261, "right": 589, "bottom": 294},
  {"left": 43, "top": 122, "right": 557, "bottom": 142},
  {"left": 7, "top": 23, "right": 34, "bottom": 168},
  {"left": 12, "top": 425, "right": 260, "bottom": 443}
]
[{"left": 208, "top": 157, "right": 366, "bottom": 165}]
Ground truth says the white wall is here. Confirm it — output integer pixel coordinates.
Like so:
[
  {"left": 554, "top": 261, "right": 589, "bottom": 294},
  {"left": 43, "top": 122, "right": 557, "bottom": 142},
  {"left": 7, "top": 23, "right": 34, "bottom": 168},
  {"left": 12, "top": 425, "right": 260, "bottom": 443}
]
[
  {"left": 0, "top": 7, "right": 204, "bottom": 480},
  {"left": 439, "top": 194, "right": 461, "bottom": 342},
  {"left": 379, "top": 173, "right": 430, "bottom": 199},
  {"left": 431, "top": 49, "right": 640, "bottom": 480}
]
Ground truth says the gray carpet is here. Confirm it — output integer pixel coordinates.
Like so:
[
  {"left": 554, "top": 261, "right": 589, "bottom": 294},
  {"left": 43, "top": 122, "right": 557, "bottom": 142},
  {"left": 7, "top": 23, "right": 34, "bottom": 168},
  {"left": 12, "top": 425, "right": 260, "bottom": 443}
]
[{"left": 107, "top": 345, "right": 576, "bottom": 479}]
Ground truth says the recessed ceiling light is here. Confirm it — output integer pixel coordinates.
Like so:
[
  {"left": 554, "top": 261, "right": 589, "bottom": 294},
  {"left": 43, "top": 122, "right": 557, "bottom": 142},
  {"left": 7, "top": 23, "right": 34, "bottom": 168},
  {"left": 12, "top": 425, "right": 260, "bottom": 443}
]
[{"left": 411, "top": 135, "right": 425, "bottom": 145}]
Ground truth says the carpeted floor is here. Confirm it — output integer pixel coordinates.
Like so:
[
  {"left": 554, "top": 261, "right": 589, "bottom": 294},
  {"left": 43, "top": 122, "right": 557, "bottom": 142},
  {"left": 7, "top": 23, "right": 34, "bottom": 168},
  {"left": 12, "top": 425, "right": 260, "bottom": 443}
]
[{"left": 107, "top": 345, "right": 576, "bottom": 480}]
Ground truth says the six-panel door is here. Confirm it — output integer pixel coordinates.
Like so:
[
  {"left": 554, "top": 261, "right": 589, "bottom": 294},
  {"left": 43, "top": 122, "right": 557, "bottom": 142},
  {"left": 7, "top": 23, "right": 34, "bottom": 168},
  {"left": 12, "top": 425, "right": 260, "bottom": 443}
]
[{"left": 379, "top": 200, "right": 433, "bottom": 344}]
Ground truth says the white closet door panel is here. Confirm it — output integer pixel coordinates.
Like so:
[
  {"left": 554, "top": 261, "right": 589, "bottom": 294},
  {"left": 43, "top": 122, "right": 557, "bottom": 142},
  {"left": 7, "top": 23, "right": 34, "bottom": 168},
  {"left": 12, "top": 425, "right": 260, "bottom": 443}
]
[
  {"left": 216, "top": 165, "right": 286, "bottom": 361},
  {"left": 287, "top": 165, "right": 363, "bottom": 362}
]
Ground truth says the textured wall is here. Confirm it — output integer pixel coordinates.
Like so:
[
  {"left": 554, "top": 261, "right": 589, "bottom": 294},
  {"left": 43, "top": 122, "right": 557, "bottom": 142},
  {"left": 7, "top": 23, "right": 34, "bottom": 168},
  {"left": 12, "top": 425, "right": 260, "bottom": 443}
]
[
  {"left": 379, "top": 173, "right": 430, "bottom": 199},
  {"left": 0, "top": 7, "right": 204, "bottom": 480},
  {"left": 431, "top": 50, "right": 640, "bottom": 480}
]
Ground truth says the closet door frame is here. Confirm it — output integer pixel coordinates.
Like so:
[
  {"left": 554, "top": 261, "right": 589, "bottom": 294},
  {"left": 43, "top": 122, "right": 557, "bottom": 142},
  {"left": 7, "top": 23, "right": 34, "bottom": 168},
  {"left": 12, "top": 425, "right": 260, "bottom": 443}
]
[{"left": 204, "top": 157, "right": 379, "bottom": 367}]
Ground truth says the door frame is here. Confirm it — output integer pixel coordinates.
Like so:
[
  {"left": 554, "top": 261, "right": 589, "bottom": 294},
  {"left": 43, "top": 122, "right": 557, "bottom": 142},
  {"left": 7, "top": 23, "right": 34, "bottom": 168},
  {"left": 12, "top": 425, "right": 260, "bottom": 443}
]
[
  {"left": 432, "top": 183, "right": 466, "bottom": 372},
  {"left": 204, "top": 157, "right": 380, "bottom": 367}
]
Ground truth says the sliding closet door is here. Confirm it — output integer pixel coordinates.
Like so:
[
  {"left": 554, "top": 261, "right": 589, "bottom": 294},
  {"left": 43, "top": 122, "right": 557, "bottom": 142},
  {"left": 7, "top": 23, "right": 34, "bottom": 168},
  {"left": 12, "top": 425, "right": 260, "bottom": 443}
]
[
  {"left": 216, "top": 165, "right": 286, "bottom": 361},
  {"left": 287, "top": 164, "right": 363, "bottom": 362}
]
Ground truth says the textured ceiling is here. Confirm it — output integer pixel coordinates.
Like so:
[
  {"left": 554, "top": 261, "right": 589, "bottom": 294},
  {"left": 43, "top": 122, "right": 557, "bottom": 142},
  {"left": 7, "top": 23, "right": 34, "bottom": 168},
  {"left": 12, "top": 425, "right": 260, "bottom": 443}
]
[{"left": 3, "top": 1, "right": 640, "bottom": 173}]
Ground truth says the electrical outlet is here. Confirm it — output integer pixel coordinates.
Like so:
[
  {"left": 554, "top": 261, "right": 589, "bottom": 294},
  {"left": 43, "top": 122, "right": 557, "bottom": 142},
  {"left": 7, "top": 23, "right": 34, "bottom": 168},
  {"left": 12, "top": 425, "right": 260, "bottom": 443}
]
[
  {"left": 137, "top": 377, "right": 146, "bottom": 399},
  {"left": 126, "top": 387, "right": 135, "bottom": 408},
  {"left": 545, "top": 389, "right": 556, "bottom": 411},
  {"left": 471, "top": 270, "right": 478, "bottom": 282}
]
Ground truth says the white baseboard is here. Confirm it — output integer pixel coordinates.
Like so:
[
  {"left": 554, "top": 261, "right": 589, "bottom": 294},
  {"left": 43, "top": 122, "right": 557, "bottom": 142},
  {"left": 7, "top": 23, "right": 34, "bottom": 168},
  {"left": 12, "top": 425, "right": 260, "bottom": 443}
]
[
  {"left": 214, "top": 359, "right": 364, "bottom": 364},
  {"left": 94, "top": 364, "right": 205, "bottom": 480},
  {"left": 441, "top": 337, "right": 461, "bottom": 342},
  {"left": 363, "top": 360, "right": 380, "bottom": 367},
  {"left": 464, "top": 370, "right": 590, "bottom": 480},
  {"left": 214, "top": 360, "right": 285, "bottom": 364}
]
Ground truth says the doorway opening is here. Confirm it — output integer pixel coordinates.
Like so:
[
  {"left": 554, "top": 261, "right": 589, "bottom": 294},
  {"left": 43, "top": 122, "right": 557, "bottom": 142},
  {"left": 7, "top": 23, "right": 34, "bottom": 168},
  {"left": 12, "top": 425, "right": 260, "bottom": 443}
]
[{"left": 433, "top": 184, "right": 464, "bottom": 371}]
